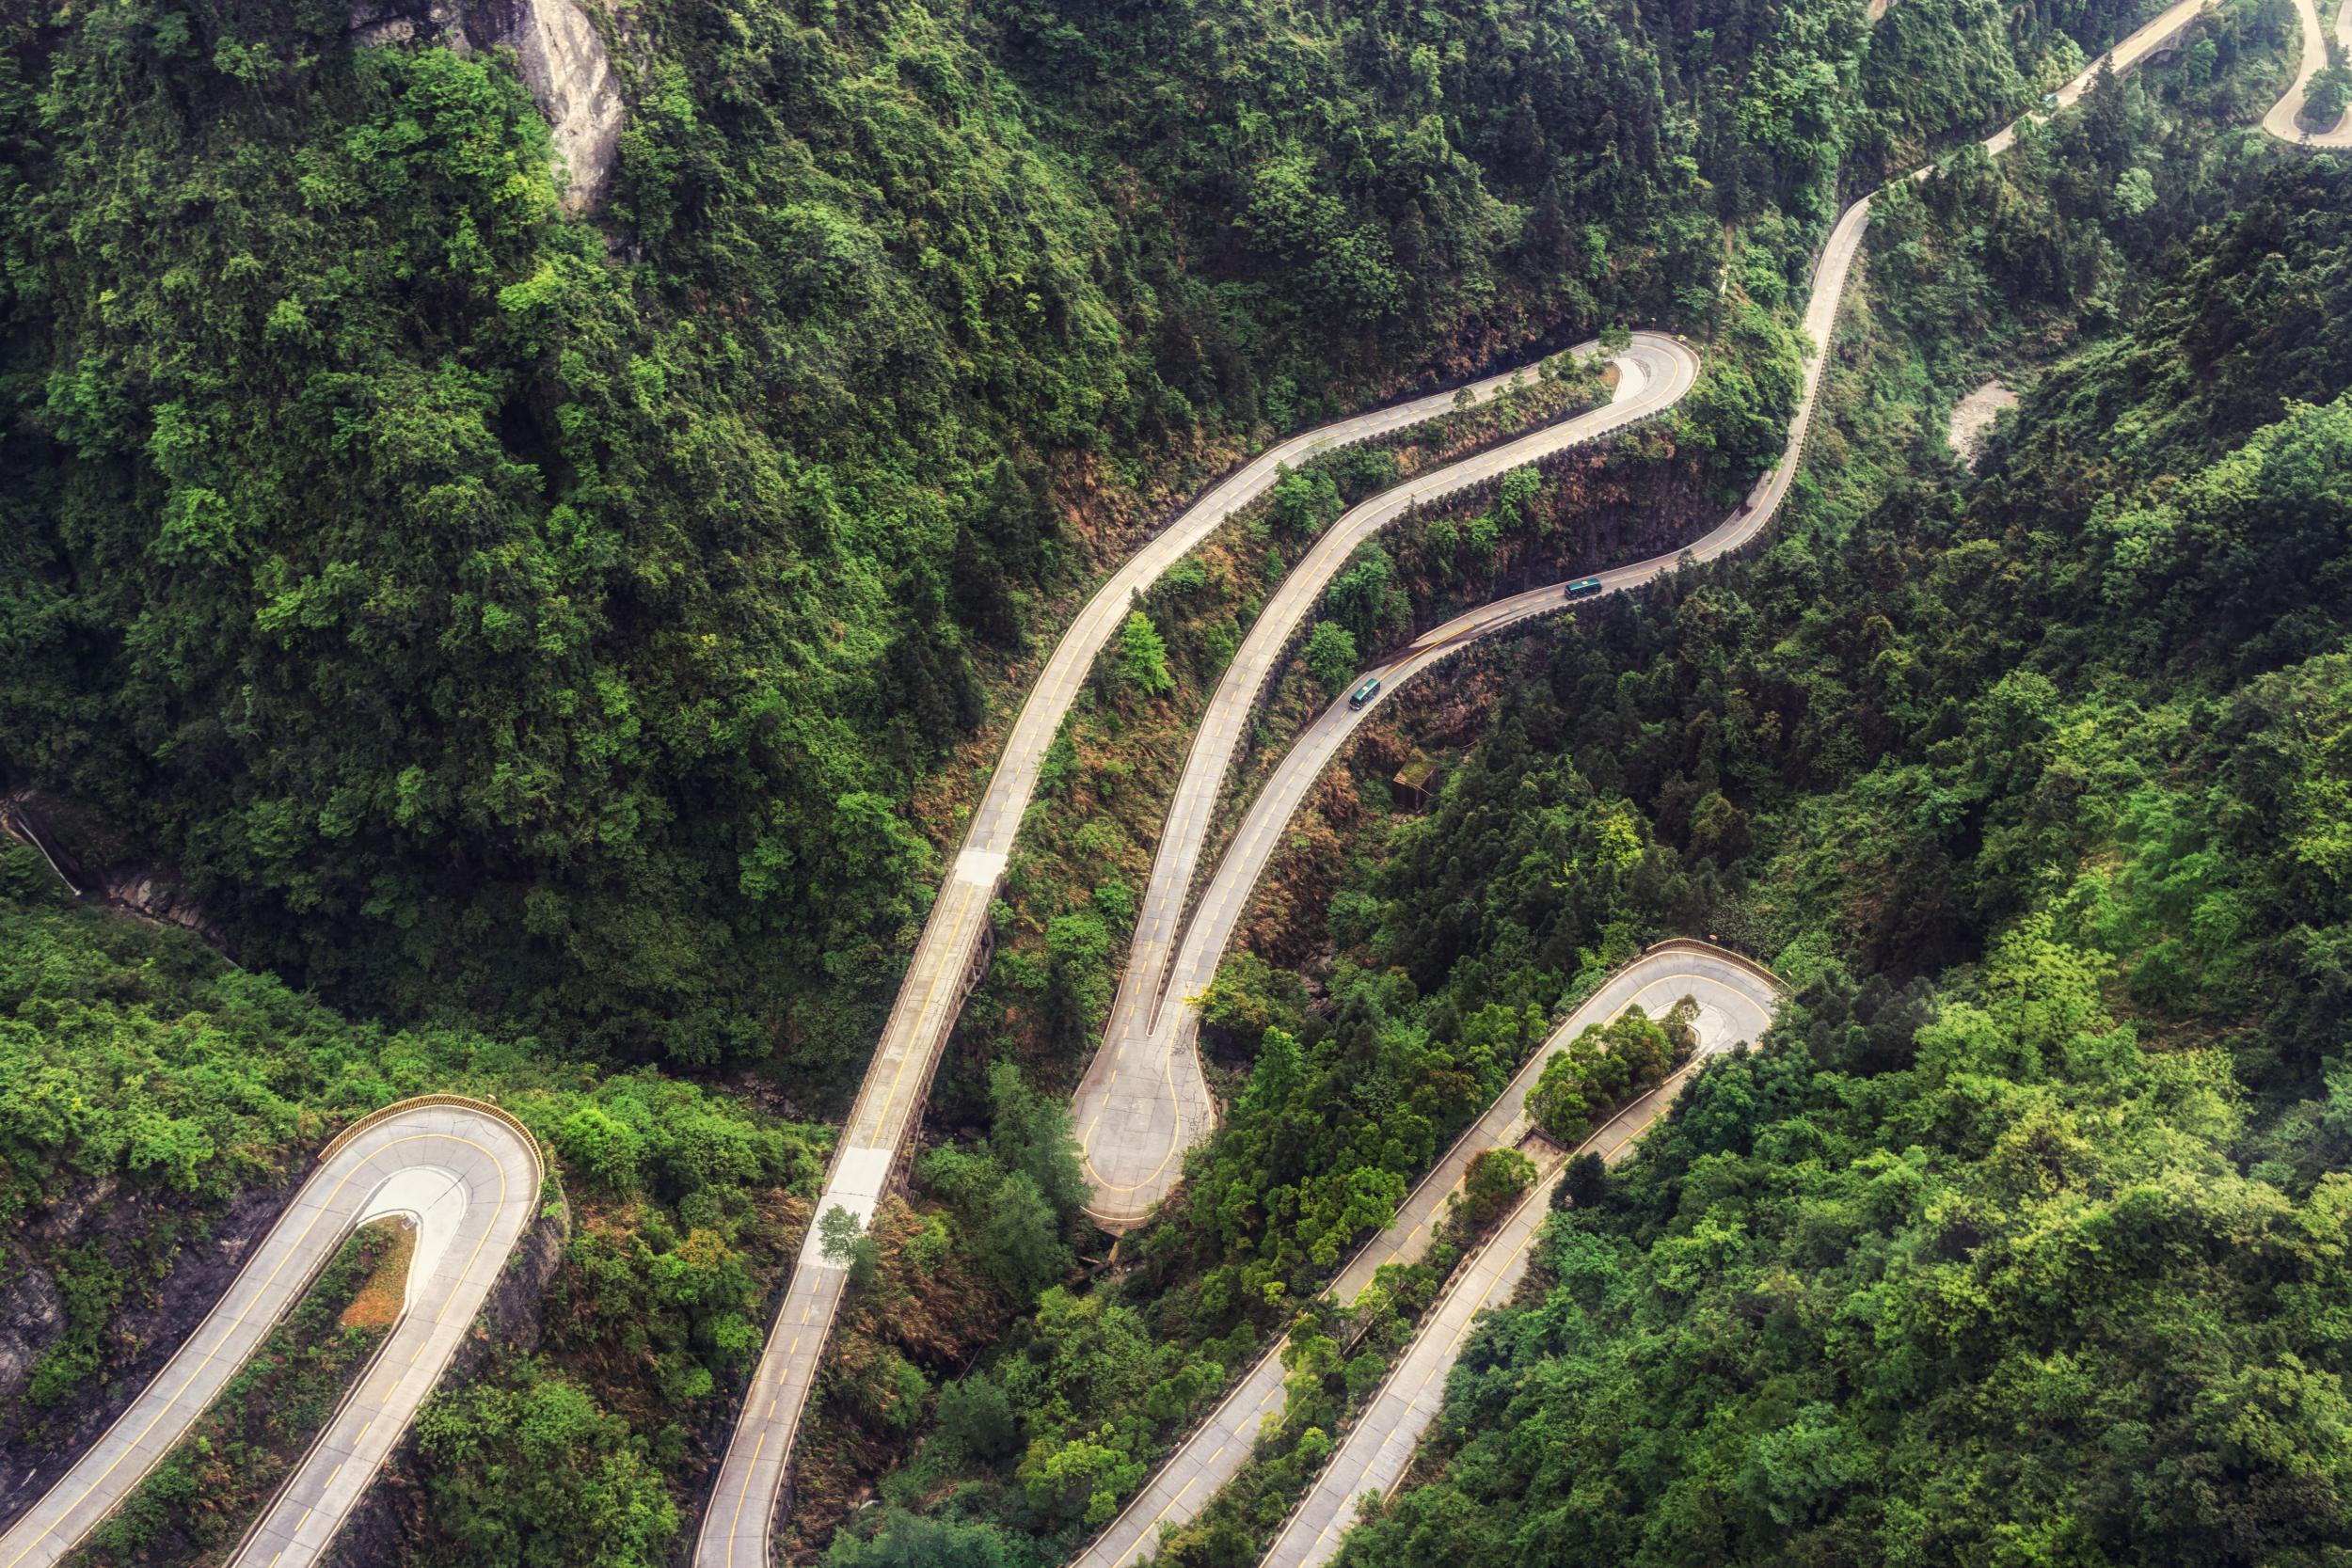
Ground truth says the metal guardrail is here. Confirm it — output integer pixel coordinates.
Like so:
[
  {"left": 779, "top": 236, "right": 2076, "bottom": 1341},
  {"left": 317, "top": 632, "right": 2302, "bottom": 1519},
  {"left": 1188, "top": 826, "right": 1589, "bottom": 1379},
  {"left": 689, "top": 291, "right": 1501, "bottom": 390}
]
[{"left": 318, "top": 1093, "right": 548, "bottom": 1189}]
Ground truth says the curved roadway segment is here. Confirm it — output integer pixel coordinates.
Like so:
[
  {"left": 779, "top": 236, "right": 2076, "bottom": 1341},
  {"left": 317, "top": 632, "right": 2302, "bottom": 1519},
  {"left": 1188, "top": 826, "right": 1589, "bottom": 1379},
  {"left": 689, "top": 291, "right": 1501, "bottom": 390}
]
[
  {"left": 0, "top": 1099, "right": 542, "bottom": 1568},
  {"left": 6, "top": 6, "right": 2336, "bottom": 1565},
  {"left": 691, "top": 338, "right": 1672, "bottom": 1568},
  {"left": 1073, "top": 332, "right": 1703, "bottom": 1227},
  {"left": 1071, "top": 942, "right": 1783, "bottom": 1568},
  {"left": 2264, "top": 0, "right": 2352, "bottom": 146}
]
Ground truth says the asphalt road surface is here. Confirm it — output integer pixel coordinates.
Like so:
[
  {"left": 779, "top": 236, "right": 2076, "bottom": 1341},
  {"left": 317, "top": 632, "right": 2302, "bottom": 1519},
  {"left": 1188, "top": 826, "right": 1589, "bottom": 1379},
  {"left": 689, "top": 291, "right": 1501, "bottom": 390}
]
[
  {"left": 1072, "top": 942, "right": 1784, "bottom": 1568},
  {"left": 1073, "top": 333, "right": 1705, "bottom": 1227},
  {"left": 0, "top": 1100, "right": 541, "bottom": 1568}
]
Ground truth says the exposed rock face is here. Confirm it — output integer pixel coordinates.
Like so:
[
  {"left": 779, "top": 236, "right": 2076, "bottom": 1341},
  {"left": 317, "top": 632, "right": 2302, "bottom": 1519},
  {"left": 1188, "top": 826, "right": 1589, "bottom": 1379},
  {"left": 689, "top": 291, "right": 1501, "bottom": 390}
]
[
  {"left": 0, "top": 1269, "right": 66, "bottom": 1427},
  {"left": 0, "top": 1178, "right": 298, "bottom": 1528},
  {"left": 348, "top": 0, "right": 626, "bottom": 214},
  {"left": 2, "top": 790, "right": 232, "bottom": 954},
  {"left": 0, "top": 1172, "right": 569, "bottom": 1544},
  {"left": 1947, "top": 378, "right": 2021, "bottom": 468}
]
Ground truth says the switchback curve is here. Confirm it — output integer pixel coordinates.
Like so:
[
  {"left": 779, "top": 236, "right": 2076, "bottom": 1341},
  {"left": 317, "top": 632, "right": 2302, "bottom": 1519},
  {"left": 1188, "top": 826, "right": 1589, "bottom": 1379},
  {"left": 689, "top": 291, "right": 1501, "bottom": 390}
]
[
  {"left": 703, "top": 0, "right": 2332, "bottom": 1555},
  {"left": 0, "top": 1098, "right": 544, "bottom": 1568},
  {"left": 1073, "top": 332, "right": 1704, "bottom": 1226}
]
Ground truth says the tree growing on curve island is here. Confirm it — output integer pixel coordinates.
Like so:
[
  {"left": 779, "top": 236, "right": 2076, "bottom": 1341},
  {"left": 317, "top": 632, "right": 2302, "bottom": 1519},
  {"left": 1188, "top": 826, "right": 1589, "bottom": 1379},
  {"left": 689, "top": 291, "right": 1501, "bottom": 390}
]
[{"left": 1306, "top": 621, "right": 1361, "bottom": 694}]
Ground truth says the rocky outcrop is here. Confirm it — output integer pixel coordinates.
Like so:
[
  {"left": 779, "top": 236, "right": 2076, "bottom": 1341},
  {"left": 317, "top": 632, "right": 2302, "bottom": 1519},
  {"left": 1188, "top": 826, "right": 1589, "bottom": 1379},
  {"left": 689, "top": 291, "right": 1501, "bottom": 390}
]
[
  {"left": 0, "top": 1270, "right": 65, "bottom": 1434},
  {"left": 2, "top": 790, "right": 233, "bottom": 955},
  {"left": 0, "top": 1177, "right": 300, "bottom": 1529},
  {"left": 348, "top": 0, "right": 626, "bottom": 214}
]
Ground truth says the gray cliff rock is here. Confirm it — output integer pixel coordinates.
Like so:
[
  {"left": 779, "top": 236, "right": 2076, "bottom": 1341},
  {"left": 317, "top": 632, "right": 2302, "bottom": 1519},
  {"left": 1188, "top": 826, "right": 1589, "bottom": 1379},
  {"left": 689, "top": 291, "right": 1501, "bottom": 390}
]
[{"left": 348, "top": 0, "right": 625, "bottom": 214}]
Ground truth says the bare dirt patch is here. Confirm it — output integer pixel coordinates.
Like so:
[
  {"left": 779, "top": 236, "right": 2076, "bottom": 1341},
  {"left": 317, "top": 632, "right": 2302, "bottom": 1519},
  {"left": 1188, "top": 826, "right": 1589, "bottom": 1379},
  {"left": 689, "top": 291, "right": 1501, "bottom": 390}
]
[
  {"left": 341, "top": 1217, "right": 417, "bottom": 1333},
  {"left": 1947, "top": 378, "right": 2020, "bottom": 467}
]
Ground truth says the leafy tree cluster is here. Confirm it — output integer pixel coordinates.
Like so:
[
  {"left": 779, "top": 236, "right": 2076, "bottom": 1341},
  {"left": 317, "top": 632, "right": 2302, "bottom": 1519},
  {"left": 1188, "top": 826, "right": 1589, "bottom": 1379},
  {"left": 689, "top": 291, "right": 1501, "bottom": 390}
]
[
  {"left": 1525, "top": 999, "right": 1695, "bottom": 1145},
  {"left": 917, "top": 1062, "right": 1091, "bottom": 1303},
  {"left": 0, "top": 0, "right": 1694, "bottom": 1075},
  {"left": 1341, "top": 924, "right": 2352, "bottom": 1568}
]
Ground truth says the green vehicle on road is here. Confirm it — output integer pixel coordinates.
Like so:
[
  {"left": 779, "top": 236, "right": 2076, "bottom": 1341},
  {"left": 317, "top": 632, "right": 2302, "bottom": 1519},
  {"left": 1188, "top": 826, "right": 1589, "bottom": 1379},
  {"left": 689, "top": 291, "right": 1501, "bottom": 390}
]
[{"left": 1349, "top": 676, "right": 1383, "bottom": 709}]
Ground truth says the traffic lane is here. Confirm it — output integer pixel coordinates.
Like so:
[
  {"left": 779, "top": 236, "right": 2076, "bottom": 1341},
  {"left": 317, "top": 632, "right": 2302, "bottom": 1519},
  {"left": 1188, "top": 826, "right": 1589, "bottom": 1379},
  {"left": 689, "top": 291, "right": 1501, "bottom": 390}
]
[
  {"left": 1073, "top": 1350, "right": 1292, "bottom": 1568},
  {"left": 1075, "top": 943, "right": 1780, "bottom": 1568},
  {"left": 232, "top": 1115, "right": 538, "bottom": 1567},
  {"left": 693, "top": 1263, "right": 850, "bottom": 1568},
  {"left": 2265, "top": 0, "right": 2352, "bottom": 144}
]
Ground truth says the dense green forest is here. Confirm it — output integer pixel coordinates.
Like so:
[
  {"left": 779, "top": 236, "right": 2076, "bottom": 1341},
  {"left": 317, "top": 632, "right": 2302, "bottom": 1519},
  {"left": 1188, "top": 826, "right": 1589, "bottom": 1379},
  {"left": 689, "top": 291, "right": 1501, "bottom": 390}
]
[
  {"left": 0, "top": 0, "right": 2158, "bottom": 1086},
  {"left": 1327, "top": 151, "right": 2352, "bottom": 1567},
  {"left": 814, "top": 31, "right": 2345, "bottom": 1568}
]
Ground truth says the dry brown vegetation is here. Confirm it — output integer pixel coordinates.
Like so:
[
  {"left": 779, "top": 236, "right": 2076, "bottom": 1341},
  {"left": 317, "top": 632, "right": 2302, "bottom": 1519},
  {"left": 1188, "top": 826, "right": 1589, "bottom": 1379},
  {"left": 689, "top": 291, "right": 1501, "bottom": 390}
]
[{"left": 339, "top": 1216, "right": 416, "bottom": 1334}]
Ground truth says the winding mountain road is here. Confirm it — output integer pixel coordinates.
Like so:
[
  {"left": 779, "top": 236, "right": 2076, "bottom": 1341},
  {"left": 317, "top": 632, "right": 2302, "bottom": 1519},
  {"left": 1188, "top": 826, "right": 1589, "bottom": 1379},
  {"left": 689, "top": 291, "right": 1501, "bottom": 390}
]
[
  {"left": 709, "top": 0, "right": 2342, "bottom": 1556},
  {"left": 0, "top": 1099, "right": 542, "bottom": 1568},
  {"left": 691, "top": 339, "right": 1685, "bottom": 1568},
  {"left": 1078, "top": 0, "right": 2296, "bottom": 1246},
  {"left": 1070, "top": 2, "right": 2340, "bottom": 1564},
  {"left": 1073, "top": 332, "right": 1703, "bottom": 1227}
]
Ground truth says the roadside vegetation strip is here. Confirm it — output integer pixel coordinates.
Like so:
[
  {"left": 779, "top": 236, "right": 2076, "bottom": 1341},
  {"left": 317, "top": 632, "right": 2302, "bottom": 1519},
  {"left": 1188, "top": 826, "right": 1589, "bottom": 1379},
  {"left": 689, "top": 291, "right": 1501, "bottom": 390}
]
[
  {"left": 1256, "top": 1038, "right": 1747, "bottom": 1568},
  {"left": 0, "top": 1100, "right": 544, "bottom": 1568}
]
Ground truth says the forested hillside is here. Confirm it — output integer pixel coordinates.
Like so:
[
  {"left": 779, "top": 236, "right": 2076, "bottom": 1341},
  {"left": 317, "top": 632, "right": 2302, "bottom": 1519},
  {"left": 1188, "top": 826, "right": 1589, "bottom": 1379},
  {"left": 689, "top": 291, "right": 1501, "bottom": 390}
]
[
  {"left": 6, "top": 0, "right": 2341, "bottom": 1562},
  {"left": 1305, "top": 155, "right": 2352, "bottom": 1566},
  {"left": 0, "top": 0, "right": 2154, "bottom": 1084}
]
